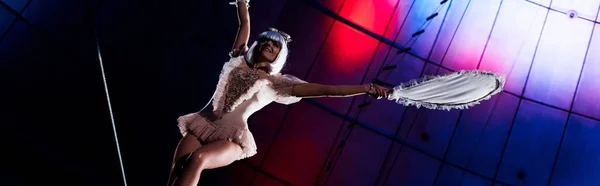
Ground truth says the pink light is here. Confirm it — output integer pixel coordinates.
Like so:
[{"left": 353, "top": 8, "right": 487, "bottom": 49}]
[
  {"left": 479, "top": 0, "right": 548, "bottom": 94},
  {"left": 324, "top": 0, "right": 398, "bottom": 75},
  {"left": 338, "top": 0, "right": 398, "bottom": 35}
]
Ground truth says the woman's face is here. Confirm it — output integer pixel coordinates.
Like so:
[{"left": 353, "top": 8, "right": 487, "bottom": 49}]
[{"left": 256, "top": 38, "right": 282, "bottom": 63}]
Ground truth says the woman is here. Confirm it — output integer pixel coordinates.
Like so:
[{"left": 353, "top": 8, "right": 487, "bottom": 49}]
[{"left": 167, "top": 0, "right": 390, "bottom": 185}]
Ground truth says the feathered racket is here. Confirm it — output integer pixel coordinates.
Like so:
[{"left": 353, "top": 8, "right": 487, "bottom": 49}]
[{"left": 384, "top": 70, "right": 505, "bottom": 111}]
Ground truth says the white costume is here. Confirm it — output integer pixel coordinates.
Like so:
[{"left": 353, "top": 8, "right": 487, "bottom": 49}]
[{"left": 177, "top": 56, "right": 306, "bottom": 160}]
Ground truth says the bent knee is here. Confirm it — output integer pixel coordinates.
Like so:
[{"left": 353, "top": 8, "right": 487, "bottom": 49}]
[
  {"left": 190, "top": 150, "right": 209, "bottom": 169},
  {"left": 189, "top": 141, "right": 244, "bottom": 169}
]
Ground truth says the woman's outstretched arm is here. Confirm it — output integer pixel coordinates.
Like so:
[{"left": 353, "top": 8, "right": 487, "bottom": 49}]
[
  {"left": 282, "top": 83, "right": 390, "bottom": 98},
  {"left": 232, "top": 1, "right": 250, "bottom": 53}
]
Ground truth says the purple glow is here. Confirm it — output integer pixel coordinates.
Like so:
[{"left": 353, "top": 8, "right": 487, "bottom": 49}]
[
  {"left": 572, "top": 24, "right": 600, "bottom": 119},
  {"left": 524, "top": 11, "right": 595, "bottom": 109}
]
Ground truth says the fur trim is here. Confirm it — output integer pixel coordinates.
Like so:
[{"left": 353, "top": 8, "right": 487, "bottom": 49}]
[{"left": 387, "top": 70, "right": 505, "bottom": 111}]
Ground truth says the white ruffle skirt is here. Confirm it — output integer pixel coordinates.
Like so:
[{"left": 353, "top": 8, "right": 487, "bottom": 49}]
[{"left": 177, "top": 113, "right": 257, "bottom": 160}]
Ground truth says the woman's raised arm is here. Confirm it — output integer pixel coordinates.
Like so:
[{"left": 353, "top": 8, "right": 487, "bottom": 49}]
[{"left": 231, "top": 1, "right": 250, "bottom": 55}]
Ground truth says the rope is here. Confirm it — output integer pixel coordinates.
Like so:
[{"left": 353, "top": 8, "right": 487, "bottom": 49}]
[{"left": 93, "top": 32, "right": 129, "bottom": 186}]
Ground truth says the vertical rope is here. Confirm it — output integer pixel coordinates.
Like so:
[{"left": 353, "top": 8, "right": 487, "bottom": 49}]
[
  {"left": 86, "top": 0, "right": 127, "bottom": 184},
  {"left": 93, "top": 32, "right": 128, "bottom": 186}
]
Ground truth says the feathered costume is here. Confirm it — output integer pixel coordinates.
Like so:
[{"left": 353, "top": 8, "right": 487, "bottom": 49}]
[{"left": 177, "top": 56, "right": 306, "bottom": 160}]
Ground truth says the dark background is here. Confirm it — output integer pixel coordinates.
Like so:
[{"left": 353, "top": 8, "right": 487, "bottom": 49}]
[{"left": 1, "top": 0, "right": 599, "bottom": 185}]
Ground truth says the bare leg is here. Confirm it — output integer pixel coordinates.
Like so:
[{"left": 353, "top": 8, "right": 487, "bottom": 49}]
[
  {"left": 173, "top": 140, "right": 243, "bottom": 186},
  {"left": 167, "top": 134, "right": 202, "bottom": 186}
]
